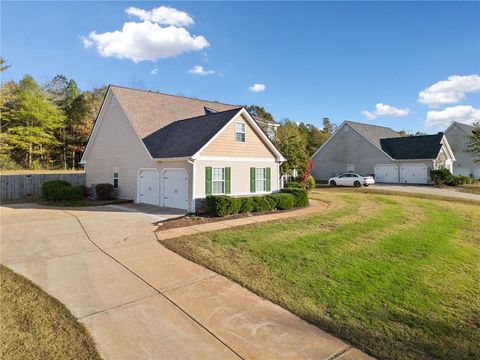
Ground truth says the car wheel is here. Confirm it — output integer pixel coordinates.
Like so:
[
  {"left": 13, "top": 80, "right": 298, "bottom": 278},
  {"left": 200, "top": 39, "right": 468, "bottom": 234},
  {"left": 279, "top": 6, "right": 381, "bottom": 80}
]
[
  {"left": 330, "top": 180, "right": 336, "bottom": 186},
  {"left": 354, "top": 181, "right": 361, "bottom": 187},
  {"left": 363, "top": 184, "right": 369, "bottom": 187}
]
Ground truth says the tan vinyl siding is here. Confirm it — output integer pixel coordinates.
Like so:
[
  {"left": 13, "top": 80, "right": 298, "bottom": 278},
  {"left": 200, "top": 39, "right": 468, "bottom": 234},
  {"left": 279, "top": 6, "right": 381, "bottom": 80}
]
[
  {"left": 194, "top": 160, "right": 280, "bottom": 198},
  {"left": 200, "top": 114, "right": 276, "bottom": 158},
  {"left": 84, "top": 94, "right": 194, "bottom": 209}
]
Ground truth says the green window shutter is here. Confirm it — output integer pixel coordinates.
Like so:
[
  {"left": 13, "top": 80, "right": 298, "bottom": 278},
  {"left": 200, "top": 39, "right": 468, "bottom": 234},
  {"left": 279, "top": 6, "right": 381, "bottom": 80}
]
[
  {"left": 205, "top": 167, "right": 212, "bottom": 196},
  {"left": 250, "top": 167, "right": 256, "bottom": 193},
  {"left": 225, "top": 167, "right": 231, "bottom": 194},
  {"left": 266, "top": 167, "right": 271, "bottom": 192}
]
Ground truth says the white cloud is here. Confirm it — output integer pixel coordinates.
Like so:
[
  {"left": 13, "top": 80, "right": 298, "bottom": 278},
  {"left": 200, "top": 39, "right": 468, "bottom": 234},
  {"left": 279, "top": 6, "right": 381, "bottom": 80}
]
[
  {"left": 126, "top": 6, "right": 194, "bottom": 27},
  {"left": 188, "top": 65, "right": 215, "bottom": 76},
  {"left": 425, "top": 105, "right": 480, "bottom": 129},
  {"left": 361, "top": 103, "right": 410, "bottom": 120},
  {"left": 249, "top": 83, "right": 266, "bottom": 93},
  {"left": 151, "top": 68, "right": 158, "bottom": 75},
  {"left": 418, "top": 74, "right": 480, "bottom": 108},
  {"left": 83, "top": 21, "right": 209, "bottom": 62}
]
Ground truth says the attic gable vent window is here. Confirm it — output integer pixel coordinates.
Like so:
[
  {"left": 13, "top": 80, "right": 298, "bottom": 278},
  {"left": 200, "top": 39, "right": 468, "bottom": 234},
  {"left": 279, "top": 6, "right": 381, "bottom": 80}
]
[
  {"left": 235, "top": 122, "right": 246, "bottom": 142},
  {"left": 204, "top": 107, "right": 218, "bottom": 115}
]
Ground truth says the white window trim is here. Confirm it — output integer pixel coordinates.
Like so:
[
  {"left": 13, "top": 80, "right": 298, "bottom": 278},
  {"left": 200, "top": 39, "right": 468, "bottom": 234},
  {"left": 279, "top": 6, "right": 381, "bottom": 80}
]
[
  {"left": 113, "top": 167, "right": 119, "bottom": 189},
  {"left": 212, "top": 167, "right": 225, "bottom": 195},
  {"left": 255, "top": 167, "right": 266, "bottom": 192},
  {"left": 235, "top": 121, "right": 246, "bottom": 143}
]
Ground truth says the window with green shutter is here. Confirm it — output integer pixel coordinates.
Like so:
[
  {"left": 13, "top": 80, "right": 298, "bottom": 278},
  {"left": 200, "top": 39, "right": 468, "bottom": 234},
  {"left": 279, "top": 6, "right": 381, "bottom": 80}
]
[
  {"left": 266, "top": 167, "right": 271, "bottom": 192},
  {"left": 205, "top": 167, "right": 212, "bottom": 195},
  {"left": 225, "top": 167, "right": 231, "bottom": 194},
  {"left": 250, "top": 167, "right": 256, "bottom": 193}
]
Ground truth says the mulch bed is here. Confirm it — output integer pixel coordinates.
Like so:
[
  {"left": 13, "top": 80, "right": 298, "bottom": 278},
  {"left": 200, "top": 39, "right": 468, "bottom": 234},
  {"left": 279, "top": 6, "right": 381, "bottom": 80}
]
[{"left": 156, "top": 208, "right": 294, "bottom": 232}]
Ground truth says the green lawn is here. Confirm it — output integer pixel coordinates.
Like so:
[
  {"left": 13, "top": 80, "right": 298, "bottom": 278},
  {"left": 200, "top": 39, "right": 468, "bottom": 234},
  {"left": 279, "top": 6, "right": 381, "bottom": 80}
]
[
  {"left": 0, "top": 265, "right": 101, "bottom": 360},
  {"left": 162, "top": 190, "right": 480, "bottom": 360}
]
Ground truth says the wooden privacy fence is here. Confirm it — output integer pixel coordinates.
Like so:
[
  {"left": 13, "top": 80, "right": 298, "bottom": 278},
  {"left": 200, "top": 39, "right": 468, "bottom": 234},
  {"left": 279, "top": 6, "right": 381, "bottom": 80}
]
[{"left": 0, "top": 172, "right": 86, "bottom": 200}]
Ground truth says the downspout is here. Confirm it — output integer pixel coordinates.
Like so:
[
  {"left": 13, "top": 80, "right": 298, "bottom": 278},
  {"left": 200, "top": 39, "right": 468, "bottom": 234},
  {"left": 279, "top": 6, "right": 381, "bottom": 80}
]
[{"left": 187, "top": 158, "right": 196, "bottom": 213}]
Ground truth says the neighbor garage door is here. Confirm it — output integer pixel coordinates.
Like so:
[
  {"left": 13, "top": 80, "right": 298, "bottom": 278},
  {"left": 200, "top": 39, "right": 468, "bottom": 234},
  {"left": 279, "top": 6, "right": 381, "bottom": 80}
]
[
  {"left": 374, "top": 164, "right": 398, "bottom": 183},
  {"left": 400, "top": 164, "right": 428, "bottom": 184},
  {"left": 138, "top": 169, "right": 159, "bottom": 205}
]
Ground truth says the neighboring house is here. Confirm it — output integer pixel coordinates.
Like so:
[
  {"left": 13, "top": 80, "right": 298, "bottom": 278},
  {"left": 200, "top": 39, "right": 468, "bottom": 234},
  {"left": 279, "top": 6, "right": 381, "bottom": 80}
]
[
  {"left": 311, "top": 121, "right": 455, "bottom": 184},
  {"left": 445, "top": 121, "right": 480, "bottom": 179},
  {"left": 80, "top": 85, "right": 285, "bottom": 212}
]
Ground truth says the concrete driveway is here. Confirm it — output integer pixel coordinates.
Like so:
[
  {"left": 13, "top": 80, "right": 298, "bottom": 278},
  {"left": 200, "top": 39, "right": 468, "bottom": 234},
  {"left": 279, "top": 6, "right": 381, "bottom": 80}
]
[
  {"left": 370, "top": 183, "right": 480, "bottom": 202},
  {"left": 1, "top": 203, "right": 372, "bottom": 360}
]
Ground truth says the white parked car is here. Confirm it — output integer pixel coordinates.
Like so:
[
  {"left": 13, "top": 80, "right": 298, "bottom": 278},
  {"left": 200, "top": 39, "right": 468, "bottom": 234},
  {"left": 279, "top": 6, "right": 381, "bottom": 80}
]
[{"left": 329, "top": 173, "right": 375, "bottom": 187}]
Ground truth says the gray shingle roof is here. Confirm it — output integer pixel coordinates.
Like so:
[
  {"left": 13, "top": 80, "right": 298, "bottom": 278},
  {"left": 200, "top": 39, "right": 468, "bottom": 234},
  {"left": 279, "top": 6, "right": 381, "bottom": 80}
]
[
  {"left": 380, "top": 133, "right": 444, "bottom": 160},
  {"left": 142, "top": 108, "right": 243, "bottom": 158},
  {"left": 111, "top": 85, "right": 239, "bottom": 139},
  {"left": 454, "top": 121, "right": 475, "bottom": 133},
  {"left": 345, "top": 121, "right": 400, "bottom": 148}
]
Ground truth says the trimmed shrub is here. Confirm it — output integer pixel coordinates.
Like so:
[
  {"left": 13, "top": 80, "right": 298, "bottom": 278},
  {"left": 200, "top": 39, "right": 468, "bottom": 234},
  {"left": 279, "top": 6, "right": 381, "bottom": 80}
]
[
  {"left": 240, "top": 197, "right": 254, "bottom": 213},
  {"left": 270, "top": 193, "right": 295, "bottom": 210},
  {"left": 78, "top": 185, "right": 90, "bottom": 198},
  {"left": 253, "top": 196, "right": 273, "bottom": 212},
  {"left": 281, "top": 188, "right": 309, "bottom": 207},
  {"left": 95, "top": 183, "right": 114, "bottom": 200},
  {"left": 51, "top": 186, "right": 83, "bottom": 202},
  {"left": 430, "top": 168, "right": 454, "bottom": 186},
  {"left": 457, "top": 175, "right": 472, "bottom": 185},
  {"left": 306, "top": 176, "right": 316, "bottom": 191},
  {"left": 206, "top": 195, "right": 233, "bottom": 217},
  {"left": 230, "top": 197, "right": 242, "bottom": 215},
  {"left": 285, "top": 181, "right": 302, "bottom": 189},
  {"left": 42, "top": 180, "right": 71, "bottom": 201}
]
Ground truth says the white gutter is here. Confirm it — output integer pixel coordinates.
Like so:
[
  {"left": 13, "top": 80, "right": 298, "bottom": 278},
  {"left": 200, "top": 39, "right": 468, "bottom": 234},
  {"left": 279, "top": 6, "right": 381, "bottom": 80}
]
[{"left": 187, "top": 157, "right": 196, "bottom": 213}]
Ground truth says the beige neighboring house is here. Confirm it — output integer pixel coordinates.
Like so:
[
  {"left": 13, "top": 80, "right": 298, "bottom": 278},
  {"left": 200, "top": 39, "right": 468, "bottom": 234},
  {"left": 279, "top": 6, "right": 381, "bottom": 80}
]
[{"left": 80, "top": 85, "right": 285, "bottom": 212}]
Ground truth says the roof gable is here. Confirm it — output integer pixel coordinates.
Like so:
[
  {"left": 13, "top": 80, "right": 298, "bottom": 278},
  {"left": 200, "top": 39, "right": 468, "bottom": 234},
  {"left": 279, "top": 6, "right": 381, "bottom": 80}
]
[
  {"left": 380, "top": 133, "right": 444, "bottom": 160},
  {"left": 142, "top": 108, "right": 242, "bottom": 158},
  {"left": 345, "top": 121, "right": 400, "bottom": 147}
]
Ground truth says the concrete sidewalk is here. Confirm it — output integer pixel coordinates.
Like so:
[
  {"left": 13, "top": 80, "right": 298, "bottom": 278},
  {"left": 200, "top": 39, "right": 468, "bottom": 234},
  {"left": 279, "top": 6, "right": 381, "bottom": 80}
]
[
  {"left": 1, "top": 202, "right": 373, "bottom": 360},
  {"left": 156, "top": 199, "right": 329, "bottom": 240}
]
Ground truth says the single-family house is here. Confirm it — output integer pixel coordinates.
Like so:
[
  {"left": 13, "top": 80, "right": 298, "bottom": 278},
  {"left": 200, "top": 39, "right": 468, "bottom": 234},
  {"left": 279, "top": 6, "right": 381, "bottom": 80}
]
[
  {"left": 311, "top": 121, "right": 455, "bottom": 184},
  {"left": 80, "top": 85, "right": 285, "bottom": 212},
  {"left": 444, "top": 121, "right": 480, "bottom": 179}
]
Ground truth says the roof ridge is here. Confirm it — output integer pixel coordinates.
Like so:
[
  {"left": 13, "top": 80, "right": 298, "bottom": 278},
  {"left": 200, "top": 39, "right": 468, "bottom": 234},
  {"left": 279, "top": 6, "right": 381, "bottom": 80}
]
[
  {"left": 383, "top": 132, "right": 443, "bottom": 140},
  {"left": 168, "top": 107, "right": 243, "bottom": 125},
  {"left": 345, "top": 120, "right": 397, "bottom": 131},
  {"left": 110, "top": 84, "right": 239, "bottom": 108}
]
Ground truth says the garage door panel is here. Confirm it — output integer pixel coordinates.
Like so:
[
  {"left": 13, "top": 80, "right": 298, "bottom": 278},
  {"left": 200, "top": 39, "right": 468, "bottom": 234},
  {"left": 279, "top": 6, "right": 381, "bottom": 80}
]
[
  {"left": 400, "top": 164, "right": 428, "bottom": 184},
  {"left": 139, "top": 170, "right": 159, "bottom": 205},
  {"left": 163, "top": 170, "right": 188, "bottom": 210},
  {"left": 374, "top": 164, "right": 398, "bottom": 183}
]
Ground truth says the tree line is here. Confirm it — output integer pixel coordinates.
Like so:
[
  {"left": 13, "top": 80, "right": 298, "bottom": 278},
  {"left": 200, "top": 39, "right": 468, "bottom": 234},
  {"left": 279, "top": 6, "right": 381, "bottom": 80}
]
[
  {"left": 1, "top": 59, "right": 106, "bottom": 170},
  {"left": 0, "top": 58, "right": 334, "bottom": 173}
]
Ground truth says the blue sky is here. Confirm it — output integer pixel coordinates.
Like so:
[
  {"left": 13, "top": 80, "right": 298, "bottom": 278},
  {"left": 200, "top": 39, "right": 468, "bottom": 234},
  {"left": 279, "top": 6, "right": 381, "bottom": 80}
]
[{"left": 2, "top": 1, "right": 479, "bottom": 132}]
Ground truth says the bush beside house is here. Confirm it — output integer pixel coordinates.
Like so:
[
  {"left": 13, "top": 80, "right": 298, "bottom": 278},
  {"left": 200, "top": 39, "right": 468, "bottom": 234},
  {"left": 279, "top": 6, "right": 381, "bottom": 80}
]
[
  {"left": 41, "top": 180, "right": 83, "bottom": 203},
  {"left": 430, "top": 169, "right": 473, "bottom": 186},
  {"left": 206, "top": 190, "right": 307, "bottom": 217}
]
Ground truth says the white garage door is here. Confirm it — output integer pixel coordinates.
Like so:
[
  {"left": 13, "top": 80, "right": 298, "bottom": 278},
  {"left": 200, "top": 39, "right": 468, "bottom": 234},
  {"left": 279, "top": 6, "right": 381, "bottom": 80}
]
[
  {"left": 400, "top": 164, "right": 428, "bottom": 184},
  {"left": 138, "top": 169, "right": 159, "bottom": 205},
  {"left": 163, "top": 169, "right": 188, "bottom": 210},
  {"left": 374, "top": 164, "right": 398, "bottom": 183}
]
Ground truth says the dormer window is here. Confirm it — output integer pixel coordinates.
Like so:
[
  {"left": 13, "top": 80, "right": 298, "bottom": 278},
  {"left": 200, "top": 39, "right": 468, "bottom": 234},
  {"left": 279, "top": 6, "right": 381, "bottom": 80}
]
[{"left": 235, "top": 122, "right": 246, "bottom": 142}]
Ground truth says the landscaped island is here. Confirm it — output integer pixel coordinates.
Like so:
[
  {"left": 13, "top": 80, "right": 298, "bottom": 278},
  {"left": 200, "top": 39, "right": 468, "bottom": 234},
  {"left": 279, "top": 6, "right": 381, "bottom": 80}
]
[{"left": 161, "top": 189, "right": 480, "bottom": 360}]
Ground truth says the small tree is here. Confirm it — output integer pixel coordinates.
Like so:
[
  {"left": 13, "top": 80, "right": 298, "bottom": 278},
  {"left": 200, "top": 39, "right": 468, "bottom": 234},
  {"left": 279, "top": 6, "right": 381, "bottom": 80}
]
[
  {"left": 466, "top": 122, "right": 480, "bottom": 163},
  {"left": 302, "top": 159, "right": 315, "bottom": 190}
]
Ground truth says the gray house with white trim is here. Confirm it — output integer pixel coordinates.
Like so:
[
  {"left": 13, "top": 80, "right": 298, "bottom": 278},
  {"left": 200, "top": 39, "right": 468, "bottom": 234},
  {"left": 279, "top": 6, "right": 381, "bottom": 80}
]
[
  {"left": 444, "top": 121, "right": 480, "bottom": 179},
  {"left": 311, "top": 121, "right": 455, "bottom": 184}
]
